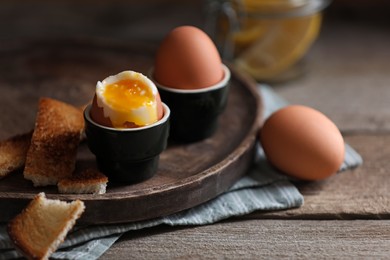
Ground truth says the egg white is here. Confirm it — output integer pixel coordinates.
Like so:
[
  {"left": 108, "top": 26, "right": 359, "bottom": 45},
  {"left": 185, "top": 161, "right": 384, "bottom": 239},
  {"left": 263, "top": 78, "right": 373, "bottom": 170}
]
[{"left": 95, "top": 71, "right": 159, "bottom": 127}]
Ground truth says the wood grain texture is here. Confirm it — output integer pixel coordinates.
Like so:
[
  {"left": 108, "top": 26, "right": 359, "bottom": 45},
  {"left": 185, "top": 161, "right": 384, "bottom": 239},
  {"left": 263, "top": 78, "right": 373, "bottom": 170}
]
[
  {"left": 102, "top": 219, "right": 390, "bottom": 259},
  {"left": 99, "top": 15, "right": 390, "bottom": 258},
  {"left": 0, "top": 2, "right": 389, "bottom": 258},
  {"left": 245, "top": 135, "right": 390, "bottom": 220},
  {"left": 0, "top": 40, "right": 262, "bottom": 224},
  {"left": 274, "top": 20, "right": 390, "bottom": 134}
]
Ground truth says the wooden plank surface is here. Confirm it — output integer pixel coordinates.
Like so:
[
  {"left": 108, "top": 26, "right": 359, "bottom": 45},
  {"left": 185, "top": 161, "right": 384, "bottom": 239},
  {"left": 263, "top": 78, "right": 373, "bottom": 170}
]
[
  {"left": 248, "top": 135, "right": 390, "bottom": 220},
  {"left": 103, "top": 219, "right": 390, "bottom": 259},
  {"left": 101, "top": 6, "right": 390, "bottom": 259},
  {"left": 0, "top": 39, "right": 262, "bottom": 224},
  {"left": 274, "top": 20, "right": 390, "bottom": 134},
  {"left": 0, "top": 1, "right": 389, "bottom": 259}
]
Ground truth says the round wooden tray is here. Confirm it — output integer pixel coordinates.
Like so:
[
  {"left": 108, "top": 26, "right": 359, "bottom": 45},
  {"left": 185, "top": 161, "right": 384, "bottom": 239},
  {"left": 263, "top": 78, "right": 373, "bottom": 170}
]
[{"left": 0, "top": 39, "right": 263, "bottom": 224}]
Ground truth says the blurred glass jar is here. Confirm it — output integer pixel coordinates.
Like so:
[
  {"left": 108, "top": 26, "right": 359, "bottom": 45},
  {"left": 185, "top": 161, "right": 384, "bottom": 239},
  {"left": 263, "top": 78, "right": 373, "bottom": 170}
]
[{"left": 204, "top": 0, "right": 331, "bottom": 82}]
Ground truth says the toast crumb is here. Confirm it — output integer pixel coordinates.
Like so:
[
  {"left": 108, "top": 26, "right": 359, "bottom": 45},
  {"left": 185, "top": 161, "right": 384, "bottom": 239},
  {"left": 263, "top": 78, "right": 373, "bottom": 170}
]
[
  {"left": 24, "top": 98, "right": 84, "bottom": 186},
  {"left": 58, "top": 168, "right": 108, "bottom": 194},
  {"left": 0, "top": 131, "right": 32, "bottom": 179},
  {"left": 7, "top": 192, "right": 85, "bottom": 260}
]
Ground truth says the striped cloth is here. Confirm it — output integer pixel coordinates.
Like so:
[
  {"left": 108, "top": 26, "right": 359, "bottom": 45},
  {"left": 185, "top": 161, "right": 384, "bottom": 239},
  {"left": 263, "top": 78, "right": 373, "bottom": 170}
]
[{"left": 0, "top": 85, "right": 363, "bottom": 259}]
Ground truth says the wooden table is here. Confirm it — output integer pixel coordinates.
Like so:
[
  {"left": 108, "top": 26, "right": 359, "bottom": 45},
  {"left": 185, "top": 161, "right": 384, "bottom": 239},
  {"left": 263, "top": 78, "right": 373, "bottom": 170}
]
[
  {"left": 1, "top": 1, "right": 389, "bottom": 258},
  {"left": 101, "top": 6, "right": 390, "bottom": 259}
]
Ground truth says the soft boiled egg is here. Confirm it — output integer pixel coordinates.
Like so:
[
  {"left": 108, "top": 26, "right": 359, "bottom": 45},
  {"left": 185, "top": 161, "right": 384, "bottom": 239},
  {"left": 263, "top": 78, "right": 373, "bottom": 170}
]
[{"left": 90, "top": 71, "right": 164, "bottom": 128}]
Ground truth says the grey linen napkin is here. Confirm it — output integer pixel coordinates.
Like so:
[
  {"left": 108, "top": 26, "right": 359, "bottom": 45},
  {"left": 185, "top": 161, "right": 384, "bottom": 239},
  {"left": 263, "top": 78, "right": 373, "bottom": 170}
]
[{"left": 0, "top": 85, "right": 362, "bottom": 260}]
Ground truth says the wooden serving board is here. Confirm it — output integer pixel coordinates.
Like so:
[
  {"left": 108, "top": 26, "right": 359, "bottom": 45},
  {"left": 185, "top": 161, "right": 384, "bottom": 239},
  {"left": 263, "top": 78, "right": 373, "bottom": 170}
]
[{"left": 0, "top": 39, "right": 262, "bottom": 224}]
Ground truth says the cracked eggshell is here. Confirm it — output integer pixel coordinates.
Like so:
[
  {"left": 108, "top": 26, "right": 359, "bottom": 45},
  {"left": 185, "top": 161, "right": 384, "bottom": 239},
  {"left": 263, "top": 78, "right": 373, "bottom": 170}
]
[{"left": 90, "top": 71, "right": 163, "bottom": 128}]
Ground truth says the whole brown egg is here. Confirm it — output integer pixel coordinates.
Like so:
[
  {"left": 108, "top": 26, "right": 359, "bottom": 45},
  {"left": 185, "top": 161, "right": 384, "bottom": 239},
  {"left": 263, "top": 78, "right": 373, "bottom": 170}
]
[
  {"left": 260, "top": 105, "right": 345, "bottom": 181},
  {"left": 154, "top": 26, "right": 224, "bottom": 90}
]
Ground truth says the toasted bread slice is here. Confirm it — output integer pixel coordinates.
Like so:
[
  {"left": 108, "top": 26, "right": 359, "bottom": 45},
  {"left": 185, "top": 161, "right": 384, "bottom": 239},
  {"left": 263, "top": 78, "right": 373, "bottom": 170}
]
[
  {"left": 24, "top": 98, "right": 84, "bottom": 187},
  {"left": 58, "top": 168, "right": 108, "bottom": 194},
  {"left": 0, "top": 131, "right": 32, "bottom": 179},
  {"left": 7, "top": 192, "right": 85, "bottom": 260}
]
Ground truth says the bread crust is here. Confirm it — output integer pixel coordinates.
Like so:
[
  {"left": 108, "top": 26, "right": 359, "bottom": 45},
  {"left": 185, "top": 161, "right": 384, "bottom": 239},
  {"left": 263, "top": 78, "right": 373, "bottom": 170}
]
[
  {"left": 0, "top": 131, "right": 32, "bottom": 178},
  {"left": 7, "top": 192, "right": 85, "bottom": 260},
  {"left": 58, "top": 168, "right": 108, "bottom": 194},
  {"left": 23, "top": 98, "right": 84, "bottom": 186}
]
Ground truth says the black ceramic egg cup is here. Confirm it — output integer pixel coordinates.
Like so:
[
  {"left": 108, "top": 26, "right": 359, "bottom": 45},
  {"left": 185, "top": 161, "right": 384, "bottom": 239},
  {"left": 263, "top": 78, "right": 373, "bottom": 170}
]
[
  {"left": 84, "top": 64, "right": 229, "bottom": 183},
  {"left": 84, "top": 104, "right": 170, "bottom": 183},
  {"left": 151, "top": 64, "right": 230, "bottom": 143}
]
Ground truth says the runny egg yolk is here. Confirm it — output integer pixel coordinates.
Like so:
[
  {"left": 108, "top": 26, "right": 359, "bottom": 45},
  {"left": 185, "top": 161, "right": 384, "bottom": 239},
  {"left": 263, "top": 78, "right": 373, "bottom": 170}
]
[
  {"left": 104, "top": 79, "right": 154, "bottom": 111},
  {"left": 102, "top": 78, "right": 158, "bottom": 128}
]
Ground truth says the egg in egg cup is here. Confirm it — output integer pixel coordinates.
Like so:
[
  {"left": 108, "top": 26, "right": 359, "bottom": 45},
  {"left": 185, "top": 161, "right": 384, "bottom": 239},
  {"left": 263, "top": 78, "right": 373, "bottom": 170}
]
[
  {"left": 150, "top": 64, "right": 230, "bottom": 143},
  {"left": 84, "top": 71, "right": 170, "bottom": 183},
  {"left": 84, "top": 104, "right": 170, "bottom": 183}
]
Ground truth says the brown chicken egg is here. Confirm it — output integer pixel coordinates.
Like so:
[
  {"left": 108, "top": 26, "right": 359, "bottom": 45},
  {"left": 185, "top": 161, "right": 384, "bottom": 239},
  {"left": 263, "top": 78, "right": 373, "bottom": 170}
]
[
  {"left": 260, "top": 105, "right": 345, "bottom": 181},
  {"left": 154, "top": 25, "right": 224, "bottom": 90}
]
